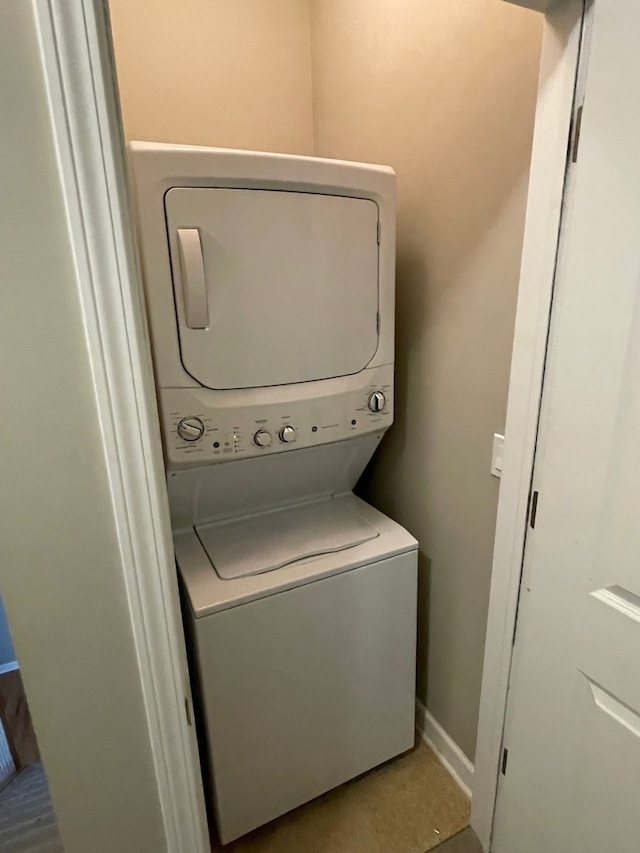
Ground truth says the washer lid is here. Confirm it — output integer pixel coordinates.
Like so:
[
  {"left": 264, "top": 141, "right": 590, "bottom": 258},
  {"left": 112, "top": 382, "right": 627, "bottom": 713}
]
[
  {"left": 195, "top": 498, "right": 379, "bottom": 580},
  {"left": 164, "top": 187, "right": 380, "bottom": 390}
]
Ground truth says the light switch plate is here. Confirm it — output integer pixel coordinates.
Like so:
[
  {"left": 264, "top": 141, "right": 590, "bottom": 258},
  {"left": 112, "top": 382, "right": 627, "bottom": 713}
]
[{"left": 491, "top": 433, "right": 505, "bottom": 478}]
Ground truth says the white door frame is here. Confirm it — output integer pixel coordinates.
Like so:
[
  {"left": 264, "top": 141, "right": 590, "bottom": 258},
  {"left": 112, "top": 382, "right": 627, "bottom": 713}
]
[
  {"left": 32, "top": 1, "right": 209, "bottom": 850},
  {"left": 30, "top": 0, "right": 585, "bottom": 851},
  {"left": 471, "top": 0, "right": 584, "bottom": 849}
]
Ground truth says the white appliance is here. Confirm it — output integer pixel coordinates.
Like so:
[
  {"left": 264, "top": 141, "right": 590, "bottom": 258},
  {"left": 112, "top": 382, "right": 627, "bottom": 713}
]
[{"left": 129, "top": 142, "right": 418, "bottom": 844}]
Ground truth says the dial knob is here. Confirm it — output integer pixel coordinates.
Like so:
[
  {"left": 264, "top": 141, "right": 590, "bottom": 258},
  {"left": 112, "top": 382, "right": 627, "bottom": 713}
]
[
  {"left": 279, "top": 425, "right": 297, "bottom": 443},
  {"left": 177, "top": 417, "right": 204, "bottom": 441},
  {"left": 254, "top": 430, "right": 273, "bottom": 448},
  {"left": 368, "top": 391, "right": 386, "bottom": 413}
]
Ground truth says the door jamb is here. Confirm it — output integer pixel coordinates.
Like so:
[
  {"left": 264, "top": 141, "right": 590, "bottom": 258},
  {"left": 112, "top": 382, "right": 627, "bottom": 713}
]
[
  {"left": 31, "top": 1, "right": 210, "bottom": 851},
  {"left": 471, "top": 1, "right": 584, "bottom": 849}
]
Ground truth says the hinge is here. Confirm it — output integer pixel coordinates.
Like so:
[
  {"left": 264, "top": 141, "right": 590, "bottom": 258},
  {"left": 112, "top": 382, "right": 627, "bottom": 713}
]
[
  {"left": 571, "top": 103, "right": 584, "bottom": 163},
  {"left": 529, "top": 490, "right": 539, "bottom": 529},
  {"left": 185, "top": 696, "right": 193, "bottom": 726},
  {"left": 377, "top": 221, "right": 381, "bottom": 244},
  {"left": 569, "top": 0, "right": 594, "bottom": 166},
  {"left": 501, "top": 747, "right": 509, "bottom": 775}
]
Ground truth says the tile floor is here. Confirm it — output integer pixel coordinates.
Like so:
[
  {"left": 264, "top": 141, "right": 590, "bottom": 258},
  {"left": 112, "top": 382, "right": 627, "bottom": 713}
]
[{"left": 211, "top": 739, "right": 471, "bottom": 853}]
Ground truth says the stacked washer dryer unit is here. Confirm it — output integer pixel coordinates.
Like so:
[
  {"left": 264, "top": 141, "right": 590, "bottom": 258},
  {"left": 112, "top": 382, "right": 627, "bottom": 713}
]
[{"left": 129, "top": 142, "right": 418, "bottom": 844}]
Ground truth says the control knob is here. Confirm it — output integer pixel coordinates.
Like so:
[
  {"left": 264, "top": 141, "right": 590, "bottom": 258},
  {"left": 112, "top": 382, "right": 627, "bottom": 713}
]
[
  {"left": 177, "top": 417, "right": 204, "bottom": 441},
  {"left": 254, "top": 430, "right": 273, "bottom": 448},
  {"left": 279, "top": 425, "right": 297, "bottom": 443},
  {"left": 368, "top": 391, "right": 386, "bottom": 413}
]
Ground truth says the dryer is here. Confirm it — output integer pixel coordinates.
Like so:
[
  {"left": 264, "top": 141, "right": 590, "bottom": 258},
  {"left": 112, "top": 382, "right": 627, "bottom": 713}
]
[{"left": 129, "top": 143, "right": 418, "bottom": 844}]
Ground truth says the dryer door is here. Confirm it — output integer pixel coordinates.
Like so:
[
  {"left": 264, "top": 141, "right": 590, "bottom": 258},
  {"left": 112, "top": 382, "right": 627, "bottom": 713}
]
[{"left": 164, "top": 188, "right": 380, "bottom": 390}]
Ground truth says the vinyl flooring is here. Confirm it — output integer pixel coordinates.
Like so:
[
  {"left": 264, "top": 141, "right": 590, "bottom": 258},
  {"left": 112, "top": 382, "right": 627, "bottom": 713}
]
[{"left": 211, "top": 739, "right": 471, "bottom": 853}]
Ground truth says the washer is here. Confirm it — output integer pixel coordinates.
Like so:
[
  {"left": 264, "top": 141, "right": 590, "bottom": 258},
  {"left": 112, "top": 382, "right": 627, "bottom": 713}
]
[{"left": 177, "top": 494, "right": 416, "bottom": 842}]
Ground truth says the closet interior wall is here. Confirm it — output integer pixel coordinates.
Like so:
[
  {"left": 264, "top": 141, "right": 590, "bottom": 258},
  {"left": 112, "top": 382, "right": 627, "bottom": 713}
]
[{"left": 108, "top": 0, "right": 543, "bottom": 763}]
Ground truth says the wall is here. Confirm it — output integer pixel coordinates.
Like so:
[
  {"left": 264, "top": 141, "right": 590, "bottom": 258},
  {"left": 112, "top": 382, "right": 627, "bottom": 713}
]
[
  {"left": 108, "top": 0, "right": 314, "bottom": 154},
  {"left": 311, "top": 0, "right": 542, "bottom": 760},
  {"left": 0, "top": 5, "right": 167, "bottom": 851},
  {"left": 107, "top": 0, "right": 542, "bottom": 763}
]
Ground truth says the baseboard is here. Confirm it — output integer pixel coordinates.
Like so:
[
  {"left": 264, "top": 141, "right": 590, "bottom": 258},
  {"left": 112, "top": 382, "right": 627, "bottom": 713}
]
[{"left": 415, "top": 698, "right": 474, "bottom": 799}]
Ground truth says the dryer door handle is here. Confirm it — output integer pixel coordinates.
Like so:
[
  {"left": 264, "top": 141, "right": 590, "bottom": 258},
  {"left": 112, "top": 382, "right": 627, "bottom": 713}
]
[{"left": 177, "top": 228, "right": 209, "bottom": 329}]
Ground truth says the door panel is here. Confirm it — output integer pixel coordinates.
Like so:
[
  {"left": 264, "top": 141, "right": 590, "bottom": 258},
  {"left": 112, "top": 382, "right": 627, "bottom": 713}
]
[
  {"left": 493, "top": 1, "right": 640, "bottom": 850},
  {"left": 191, "top": 553, "right": 417, "bottom": 843},
  {"left": 165, "top": 188, "right": 380, "bottom": 390}
]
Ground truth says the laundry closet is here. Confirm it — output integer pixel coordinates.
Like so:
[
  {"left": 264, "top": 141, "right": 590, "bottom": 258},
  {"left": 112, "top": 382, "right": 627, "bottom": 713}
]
[{"left": 107, "top": 2, "right": 542, "bottom": 849}]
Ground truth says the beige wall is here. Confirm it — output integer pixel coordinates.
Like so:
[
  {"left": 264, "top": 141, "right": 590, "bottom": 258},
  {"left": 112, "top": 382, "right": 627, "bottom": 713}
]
[
  {"left": 0, "top": 5, "right": 167, "bottom": 852},
  {"left": 108, "top": 0, "right": 314, "bottom": 154},
  {"left": 311, "top": 0, "right": 542, "bottom": 759},
  {"left": 108, "top": 0, "right": 542, "bottom": 761}
]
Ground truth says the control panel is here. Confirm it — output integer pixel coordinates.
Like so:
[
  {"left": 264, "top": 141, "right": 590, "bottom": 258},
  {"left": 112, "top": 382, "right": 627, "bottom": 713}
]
[{"left": 159, "top": 365, "right": 394, "bottom": 469}]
